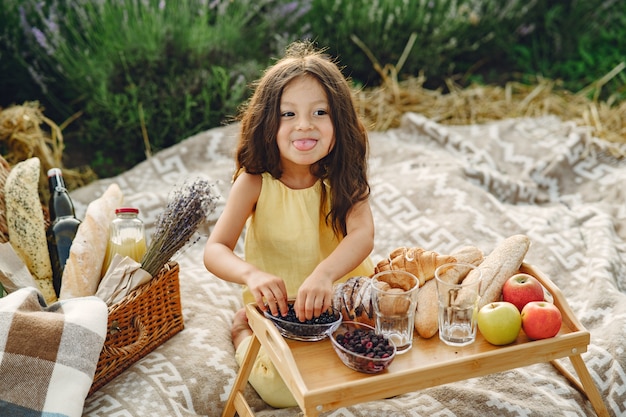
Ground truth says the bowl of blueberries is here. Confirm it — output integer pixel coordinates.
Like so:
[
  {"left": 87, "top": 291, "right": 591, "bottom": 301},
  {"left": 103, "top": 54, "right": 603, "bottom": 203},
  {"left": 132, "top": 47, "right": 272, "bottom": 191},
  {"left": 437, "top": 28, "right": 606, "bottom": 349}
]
[
  {"left": 263, "top": 300, "right": 342, "bottom": 342},
  {"left": 330, "top": 321, "right": 396, "bottom": 373}
]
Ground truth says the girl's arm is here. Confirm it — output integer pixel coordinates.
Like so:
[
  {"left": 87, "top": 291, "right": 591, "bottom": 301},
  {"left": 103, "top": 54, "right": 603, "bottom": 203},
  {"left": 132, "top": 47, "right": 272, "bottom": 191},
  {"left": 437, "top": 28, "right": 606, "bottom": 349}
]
[
  {"left": 294, "top": 198, "right": 375, "bottom": 320},
  {"left": 203, "top": 173, "right": 289, "bottom": 316}
]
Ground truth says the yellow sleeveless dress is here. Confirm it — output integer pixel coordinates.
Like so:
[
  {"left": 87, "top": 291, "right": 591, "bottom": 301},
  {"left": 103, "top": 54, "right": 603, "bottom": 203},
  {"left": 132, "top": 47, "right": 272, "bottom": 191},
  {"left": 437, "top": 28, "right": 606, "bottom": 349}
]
[
  {"left": 236, "top": 172, "right": 374, "bottom": 408},
  {"left": 242, "top": 172, "right": 374, "bottom": 304}
]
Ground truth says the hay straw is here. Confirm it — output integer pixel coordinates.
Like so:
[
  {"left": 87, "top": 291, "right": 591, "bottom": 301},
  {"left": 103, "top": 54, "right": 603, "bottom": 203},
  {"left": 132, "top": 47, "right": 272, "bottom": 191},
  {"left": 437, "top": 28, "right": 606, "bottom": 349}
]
[
  {"left": 0, "top": 101, "right": 97, "bottom": 195},
  {"left": 354, "top": 64, "right": 626, "bottom": 158}
]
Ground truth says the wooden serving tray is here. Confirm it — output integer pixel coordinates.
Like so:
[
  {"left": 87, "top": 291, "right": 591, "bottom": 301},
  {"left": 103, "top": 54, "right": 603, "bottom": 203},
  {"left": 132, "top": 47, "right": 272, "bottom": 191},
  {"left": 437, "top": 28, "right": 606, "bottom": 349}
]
[{"left": 222, "top": 263, "right": 609, "bottom": 417}]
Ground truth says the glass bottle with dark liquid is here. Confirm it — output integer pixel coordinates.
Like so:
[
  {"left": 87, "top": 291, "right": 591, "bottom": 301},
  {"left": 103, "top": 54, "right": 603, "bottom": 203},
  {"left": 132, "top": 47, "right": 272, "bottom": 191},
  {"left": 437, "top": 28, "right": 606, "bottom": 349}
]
[{"left": 46, "top": 168, "right": 81, "bottom": 297}]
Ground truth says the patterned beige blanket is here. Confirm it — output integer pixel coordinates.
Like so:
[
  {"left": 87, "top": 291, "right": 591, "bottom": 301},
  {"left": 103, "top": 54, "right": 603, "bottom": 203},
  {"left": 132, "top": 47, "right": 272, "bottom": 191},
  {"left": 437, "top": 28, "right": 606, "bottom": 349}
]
[{"left": 78, "top": 113, "right": 625, "bottom": 416}]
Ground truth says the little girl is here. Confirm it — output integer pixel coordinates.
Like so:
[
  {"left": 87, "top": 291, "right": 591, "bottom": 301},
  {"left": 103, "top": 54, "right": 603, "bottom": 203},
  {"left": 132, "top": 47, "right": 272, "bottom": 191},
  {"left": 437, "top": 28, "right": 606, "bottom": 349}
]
[{"left": 203, "top": 40, "right": 374, "bottom": 408}]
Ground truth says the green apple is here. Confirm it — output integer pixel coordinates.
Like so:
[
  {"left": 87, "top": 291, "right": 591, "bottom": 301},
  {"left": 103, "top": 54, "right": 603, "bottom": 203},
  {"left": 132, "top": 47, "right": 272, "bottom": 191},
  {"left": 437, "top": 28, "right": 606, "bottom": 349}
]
[{"left": 477, "top": 301, "right": 522, "bottom": 345}]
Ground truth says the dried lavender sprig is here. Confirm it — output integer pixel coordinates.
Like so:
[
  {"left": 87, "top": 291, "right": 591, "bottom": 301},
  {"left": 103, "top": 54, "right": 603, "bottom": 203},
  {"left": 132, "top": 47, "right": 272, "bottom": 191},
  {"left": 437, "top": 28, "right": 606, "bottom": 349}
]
[{"left": 141, "top": 177, "right": 219, "bottom": 276}]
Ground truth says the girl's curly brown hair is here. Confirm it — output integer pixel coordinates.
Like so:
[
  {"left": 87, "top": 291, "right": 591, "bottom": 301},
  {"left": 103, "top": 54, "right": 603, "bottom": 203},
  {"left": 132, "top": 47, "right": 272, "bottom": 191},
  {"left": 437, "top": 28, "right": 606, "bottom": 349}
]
[{"left": 235, "top": 40, "right": 370, "bottom": 238}]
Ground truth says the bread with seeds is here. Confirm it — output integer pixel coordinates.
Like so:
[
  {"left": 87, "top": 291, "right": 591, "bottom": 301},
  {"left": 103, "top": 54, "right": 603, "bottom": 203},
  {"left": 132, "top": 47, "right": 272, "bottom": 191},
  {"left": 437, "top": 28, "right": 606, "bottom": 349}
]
[{"left": 5, "top": 157, "right": 56, "bottom": 304}]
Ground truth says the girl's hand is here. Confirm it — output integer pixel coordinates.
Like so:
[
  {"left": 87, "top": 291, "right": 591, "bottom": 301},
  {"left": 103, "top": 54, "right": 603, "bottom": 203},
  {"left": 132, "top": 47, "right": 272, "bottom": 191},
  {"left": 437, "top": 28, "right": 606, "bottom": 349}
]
[
  {"left": 293, "top": 274, "right": 334, "bottom": 321},
  {"left": 247, "top": 272, "right": 289, "bottom": 317},
  {"left": 293, "top": 199, "right": 375, "bottom": 321}
]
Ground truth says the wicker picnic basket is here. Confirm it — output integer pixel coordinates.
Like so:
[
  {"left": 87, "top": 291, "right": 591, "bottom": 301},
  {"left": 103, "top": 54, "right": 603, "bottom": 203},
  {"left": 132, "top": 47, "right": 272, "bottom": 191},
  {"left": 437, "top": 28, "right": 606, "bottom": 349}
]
[{"left": 88, "top": 261, "right": 184, "bottom": 395}]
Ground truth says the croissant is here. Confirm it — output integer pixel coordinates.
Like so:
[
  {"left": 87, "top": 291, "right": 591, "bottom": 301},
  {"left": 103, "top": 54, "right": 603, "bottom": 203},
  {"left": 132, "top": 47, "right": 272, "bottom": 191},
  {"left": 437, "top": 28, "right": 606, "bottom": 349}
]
[
  {"left": 376, "top": 287, "right": 412, "bottom": 315},
  {"left": 374, "top": 247, "right": 456, "bottom": 286}
]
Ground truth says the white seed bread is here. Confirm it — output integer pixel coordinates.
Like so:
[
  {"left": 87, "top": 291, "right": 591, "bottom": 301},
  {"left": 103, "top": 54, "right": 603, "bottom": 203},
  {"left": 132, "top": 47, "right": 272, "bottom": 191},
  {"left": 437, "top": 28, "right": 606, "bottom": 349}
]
[
  {"left": 0, "top": 154, "right": 11, "bottom": 243},
  {"left": 414, "top": 245, "right": 484, "bottom": 338},
  {"left": 0, "top": 242, "right": 41, "bottom": 292},
  {"left": 464, "top": 234, "right": 531, "bottom": 310},
  {"left": 5, "top": 157, "right": 56, "bottom": 304},
  {"left": 59, "top": 183, "right": 123, "bottom": 299}
]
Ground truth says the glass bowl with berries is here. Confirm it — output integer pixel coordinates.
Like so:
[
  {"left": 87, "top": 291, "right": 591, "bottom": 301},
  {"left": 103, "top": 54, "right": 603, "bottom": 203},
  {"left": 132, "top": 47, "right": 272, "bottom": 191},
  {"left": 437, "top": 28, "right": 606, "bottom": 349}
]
[
  {"left": 263, "top": 300, "right": 342, "bottom": 342},
  {"left": 330, "top": 321, "right": 396, "bottom": 373}
]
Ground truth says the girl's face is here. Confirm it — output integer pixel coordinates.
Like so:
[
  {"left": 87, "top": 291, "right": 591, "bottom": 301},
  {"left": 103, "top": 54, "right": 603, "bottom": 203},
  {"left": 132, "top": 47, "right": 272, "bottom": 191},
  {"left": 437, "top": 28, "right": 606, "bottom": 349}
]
[{"left": 276, "top": 76, "right": 335, "bottom": 171}]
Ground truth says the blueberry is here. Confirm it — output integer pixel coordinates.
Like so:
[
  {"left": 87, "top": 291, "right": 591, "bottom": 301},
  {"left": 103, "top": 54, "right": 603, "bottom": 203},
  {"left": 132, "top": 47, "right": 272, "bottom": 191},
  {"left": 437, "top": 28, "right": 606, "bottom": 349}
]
[{"left": 269, "top": 303, "right": 338, "bottom": 337}]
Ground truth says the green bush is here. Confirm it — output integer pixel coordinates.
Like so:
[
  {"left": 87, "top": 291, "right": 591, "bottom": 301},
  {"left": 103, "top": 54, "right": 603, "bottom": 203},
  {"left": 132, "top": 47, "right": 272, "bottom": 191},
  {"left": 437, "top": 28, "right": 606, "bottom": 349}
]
[
  {"left": 301, "top": 0, "right": 626, "bottom": 99},
  {"left": 3, "top": 0, "right": 625, "bottom": 179},
  {"left": 14, "top": 0, "right": 279, "bottom": 177},
  {"left": 0, "top": 0, "right": 47, "bottom": 108},
  {"left": 303, "top": 0, "right": 539, "bottom": 87},
  {"left": 505, "top": 0, "right": 626, "bottom": 101}
]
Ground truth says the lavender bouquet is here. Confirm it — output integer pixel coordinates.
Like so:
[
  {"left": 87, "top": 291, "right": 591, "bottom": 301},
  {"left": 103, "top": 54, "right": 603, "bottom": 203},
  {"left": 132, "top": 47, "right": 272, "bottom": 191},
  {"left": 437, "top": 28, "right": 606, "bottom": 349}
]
[{"left": 141, "top": 177, "right": 219, "bottom": 276}]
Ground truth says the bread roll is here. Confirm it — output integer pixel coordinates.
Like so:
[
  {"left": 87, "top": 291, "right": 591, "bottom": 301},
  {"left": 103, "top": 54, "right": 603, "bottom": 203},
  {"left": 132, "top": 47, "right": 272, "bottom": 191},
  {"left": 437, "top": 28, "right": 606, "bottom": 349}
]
[
  {"left": 414, "top": 280, "right": 438, "bottom": 338},
  {"left": 59, "top": 183, "right": 123, "bottom": 299},
  {"left": 414, "top": 245, "right": 484, "bottom": 338},
  {"left": 5, "top": 157, "right": 56, "bottom": 304},
  {"left": 464, "top": 234, "right": 530, "bottom": 310},
  {"left": 378, "top": 288, "right": 411, "bottom": 315}
]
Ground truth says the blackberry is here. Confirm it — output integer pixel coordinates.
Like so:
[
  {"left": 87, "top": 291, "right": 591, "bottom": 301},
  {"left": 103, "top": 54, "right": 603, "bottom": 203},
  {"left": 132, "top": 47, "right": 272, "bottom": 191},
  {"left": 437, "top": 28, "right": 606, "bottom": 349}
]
[{"left": 335, "top": 328, "right": 394, "bottom": 359}]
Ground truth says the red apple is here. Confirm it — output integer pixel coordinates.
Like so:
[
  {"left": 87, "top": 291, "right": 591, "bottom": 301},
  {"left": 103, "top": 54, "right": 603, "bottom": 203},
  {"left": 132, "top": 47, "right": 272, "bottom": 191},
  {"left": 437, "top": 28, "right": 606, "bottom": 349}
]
[
  {"left": 502, "top": 273, "right": 545, "bottom": 312},
  {"left": 477, "top": 302, "right": 522, "bottom": 345},
  {"left": 521, "top": 301, "right": 562, "bottom": 340}
]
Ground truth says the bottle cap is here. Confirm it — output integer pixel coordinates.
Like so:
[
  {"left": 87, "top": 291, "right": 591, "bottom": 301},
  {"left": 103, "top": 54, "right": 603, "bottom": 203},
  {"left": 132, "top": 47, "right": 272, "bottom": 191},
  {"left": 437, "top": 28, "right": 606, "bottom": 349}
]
[
  {"left": 47, "top": 168, "right": 63, "bottom": 177},
  {"left": 115, "top": 207, "right": 139, "bottom": 214}
]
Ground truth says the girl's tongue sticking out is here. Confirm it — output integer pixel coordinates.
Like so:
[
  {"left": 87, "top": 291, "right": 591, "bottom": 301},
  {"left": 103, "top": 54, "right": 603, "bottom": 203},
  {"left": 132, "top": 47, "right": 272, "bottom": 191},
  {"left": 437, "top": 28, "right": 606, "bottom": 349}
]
[{"left": 293, "top": 139, "right": 317, "bottom": 151}]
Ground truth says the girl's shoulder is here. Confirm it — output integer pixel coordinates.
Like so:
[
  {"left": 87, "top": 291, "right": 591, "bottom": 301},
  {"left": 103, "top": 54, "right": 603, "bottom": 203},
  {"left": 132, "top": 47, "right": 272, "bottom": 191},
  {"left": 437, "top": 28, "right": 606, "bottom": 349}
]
[{"left": 232, "top": 171, "right": 263, "bottom": 196}]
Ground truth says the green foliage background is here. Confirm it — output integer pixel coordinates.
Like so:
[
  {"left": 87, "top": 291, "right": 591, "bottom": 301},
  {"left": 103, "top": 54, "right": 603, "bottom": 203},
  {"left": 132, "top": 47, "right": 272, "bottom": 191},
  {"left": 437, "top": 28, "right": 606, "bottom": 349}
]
[{"left": 1, "top": 0, "right": 624, "bottom": 178}]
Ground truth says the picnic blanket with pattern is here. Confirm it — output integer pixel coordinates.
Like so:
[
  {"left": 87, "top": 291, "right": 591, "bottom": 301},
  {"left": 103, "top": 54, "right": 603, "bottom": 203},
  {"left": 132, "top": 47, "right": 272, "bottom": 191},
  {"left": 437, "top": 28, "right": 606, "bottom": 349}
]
[{"left": 75, "top": 113, "right": 625, "bottom": 416}]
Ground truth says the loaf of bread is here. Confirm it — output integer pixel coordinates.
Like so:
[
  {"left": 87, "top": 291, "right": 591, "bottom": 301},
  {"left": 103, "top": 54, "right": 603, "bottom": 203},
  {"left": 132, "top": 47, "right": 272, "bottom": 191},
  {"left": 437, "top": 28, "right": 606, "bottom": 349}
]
[
  {"left": 59, "top": 183, "right": 123, "bottom": 299},
  {"left": 414, "top": 245, "right": 484, "bottom": 338},
  {"left": 5, "top": 157, "right": 56, "bottom": 304},
  {"left": 333, "top": 276, "right": 375, "bottom": 327},
  {"left": 0, "top": 242, "right": 41, "bottom": 293},
  {"left": 0, "top": 154, "right": 11, "bottom": 243},
  {"left": 464, "top": 234, "right": 531, "bottom": 310}
]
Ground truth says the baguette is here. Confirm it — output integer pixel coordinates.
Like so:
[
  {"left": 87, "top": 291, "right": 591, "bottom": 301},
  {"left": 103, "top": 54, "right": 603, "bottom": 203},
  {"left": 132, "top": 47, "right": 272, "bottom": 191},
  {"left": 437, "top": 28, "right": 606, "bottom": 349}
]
[
  {"left": 414, "top": 245, "right": 484, "bottom": 338},
  {"left": 464, "top": 234, "right": 531, "bottom": 310},
  {"left": 5, "top": 157, "right": 56, "bottom": 304},
  {"left": 59, "top": 183, "right": 123, "bottom": 299}
]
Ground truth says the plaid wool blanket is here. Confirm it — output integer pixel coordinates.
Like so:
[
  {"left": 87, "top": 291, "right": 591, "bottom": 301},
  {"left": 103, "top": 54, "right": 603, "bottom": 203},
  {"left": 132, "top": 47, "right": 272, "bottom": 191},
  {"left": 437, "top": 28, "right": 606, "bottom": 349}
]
[{"left": 0, "top": 287, "right": 107, "bottom": 417}]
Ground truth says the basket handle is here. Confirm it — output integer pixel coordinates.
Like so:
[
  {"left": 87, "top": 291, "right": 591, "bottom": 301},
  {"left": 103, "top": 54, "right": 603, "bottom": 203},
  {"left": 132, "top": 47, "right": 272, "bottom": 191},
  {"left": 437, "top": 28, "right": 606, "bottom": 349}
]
[{"left": 101, "top": 316, "right": 149, "bottom": 358}]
